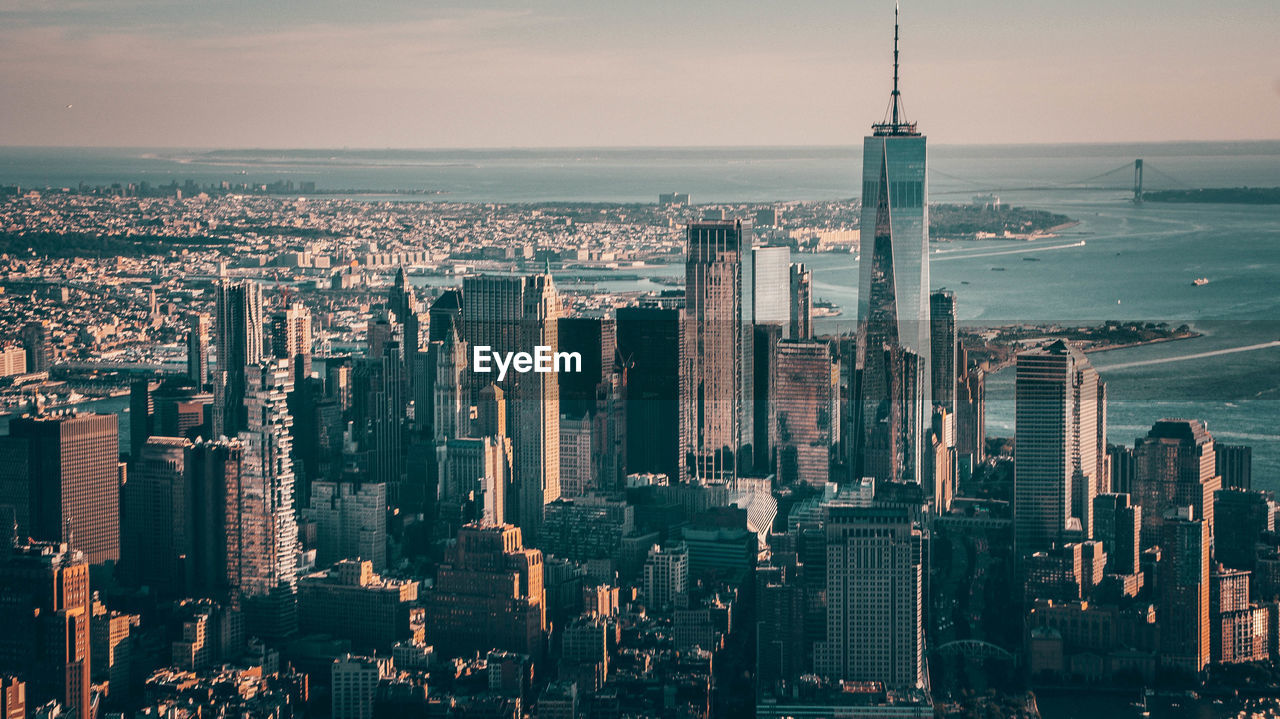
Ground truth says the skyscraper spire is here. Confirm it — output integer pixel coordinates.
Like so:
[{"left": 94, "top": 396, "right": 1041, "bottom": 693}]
[
  {"left": 874, "top": 1, "right": 919, "bottom": 136},
  {"left": 892, "top": 1, "right": 901, "bottom": 127}
]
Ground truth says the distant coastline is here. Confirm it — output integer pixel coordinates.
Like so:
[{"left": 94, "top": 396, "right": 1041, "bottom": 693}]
[
  {"left": 962, "top": 322, "right": 1201, "bottom": 372},
  {"left": 1143, "top": 187, "right": 1280, "bottom": 204}
]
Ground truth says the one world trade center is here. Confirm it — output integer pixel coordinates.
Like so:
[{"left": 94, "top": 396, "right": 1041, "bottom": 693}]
[{"left": 853, "top": 4, "right": 931, "bottom": 484}]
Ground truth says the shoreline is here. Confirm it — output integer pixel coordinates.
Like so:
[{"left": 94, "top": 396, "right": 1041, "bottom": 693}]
[
  {"left": 976, "top": 330, "right": 1200, "bottom": 373},
  {"left": 1079, "top": 332, "right": 1201, "bottom": 355}
]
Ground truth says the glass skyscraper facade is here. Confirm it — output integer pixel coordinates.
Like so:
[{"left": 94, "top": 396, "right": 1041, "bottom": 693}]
[{"left": 853, "top": 89, "right": 931, "bottom": 483}]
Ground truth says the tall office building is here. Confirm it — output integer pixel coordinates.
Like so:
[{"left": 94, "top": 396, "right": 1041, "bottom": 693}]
[
  {"left": 1132, "top": 419, "right": 1221, "bottom": 549},
  {"left": 1210, "top": 567, "right": 1270, "bottom": 663},
  {"left": 929, "top": 290, "right": 956, "bottom": 411},
  {"left": 852, "top": 10, "right": 930, "bottom": 485},
  {"left": 1159, "top": 506, "right": 1211, "bottom": 673},
  {"left": 188, "top": 313, "right": 211, "bottom": 388},
  {"left": 366, "top": 311, "right": 401, "bottom": 364},
  {"left": 1215, "top": 489, "right": 1273, "bottom": 570},
  {"left": 428, "top": 288, "right": 464, "bottom": 344},
  {"left": 153, "top": 377, "right": 212, "bottom": 440},
  {"left": 2, "top": 413, "right": 120, "bottom": 565},
  {"left": 308, "top": 479, "right": 387, "bottom": 570},
  {"left": 1215, "top": 444, "right": 1252, "bottom": 491},
  {"left": 925, "top": 408, "right": 957, "bottom": 514},
  {"left": 954, "top": 345, "right": 985, "bottom": 465},
  {"left": 751, "top": 246, "right": 791, "bottom": 474},
  {"left": 129, "top": 377, "right": 160, "bottom": 458},
  {"left": 462, "top": 273, "right": 561, "bottom": 541},
  {"left": 557, "top": 316, "right": 625, "bottom": 493},
  {"left": 752, "top": 246, "right": 791, "bottom": 330},
  {"left": 270, "top": 303, "right": 313, "bottom": 384},
  {"left": 557, "top": 316, "right": 617, "bottom": 418},
  {"left": 228, "top": 359, "right": 300, "bottom": 641},
  {"left": 1013, "top": 340, "right": 1105, "bottom": 556},
  {"left": 390, "top": 267, "right": 422, "bottom": 355},
  {"left": 0, "top": 346, "right": 25, "bottom": 378},
  {"left": 332, "top": 654, "right": 386, "bottom": 719},
  {"left": 559, "top": 414, "right": 593, "bottom": 498},
  {"left": 752, "top": 323, "right": 785, "bottom": 471},
  {"left": 413, "top": 289, "right": 464, "bottom": 439},
  {"left": 431, "top": 322, "right": 469, "bottom": 443},
  {"left": 213, "top": 280, "right": 264, "bottom": 438},
  {"left": 20, "top": 321, "right": 53, "bottom": 374},
  {"left": 1092, "top": 493, "right": 1141, "bottom": 576},
  {"left": 0, "top": 675, "right": 25, "bottom": 719},
  {"left": 422, "top": 524, "right": 545, "bottom": 659},
  {"left": 352, "top": 321, "right": 406, "bottom": 496},
  {"left": 0, "top": 541, "right": 91, "bottom": 719},
  {"left": 185, "top": 438, "right": 243, "bottom": 597},
  {"left": 756, "top": 564, "right": 807, "bottom": 691},
  {"left": 617, "top": 304, "right": 680, "bottom": 481},
  {"left": 679, "top": 220, "right": 747, "bottom": 483},
  {"left": 1108, "top": 443, "right": 1136, "bottom": 495},
  {"left": 124, "top": 436, "right": 194, "bottom": 595},
  {"left": 771, "top": 339, "right": 838, "bottom": 488},
  {"left": 789, "top": 263, "right": 813, "bottom": 340},
  {"left": 475, "top": 382, "right": 507, "bottom": 439},
  {"left": 299, "top": 560, "right": 418, "bottom": 652},
  {"left": 437, "top": 436, "right": 510, "bottom": 528},
  {"left": 814, "top": 503, "right": 924, "bottom": 689},
  {"left": 90, "top": 597, "right": 136, "bottom": 695},
  {"left": 643, "top": 543, "right": 690, "bottom": 609}
]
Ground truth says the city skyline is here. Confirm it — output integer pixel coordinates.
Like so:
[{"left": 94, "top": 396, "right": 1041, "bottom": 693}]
[
  {"left": 1, "top": 1, "right": 1278, "bottom": 148},
  {"left": 0, "top": 3, "right": 1278, "bottom": 718}
]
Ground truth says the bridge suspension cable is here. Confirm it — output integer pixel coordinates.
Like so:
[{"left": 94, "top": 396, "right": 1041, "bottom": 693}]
[{"left": 926, "top": 158, "right": 1189, "bottom": 198}]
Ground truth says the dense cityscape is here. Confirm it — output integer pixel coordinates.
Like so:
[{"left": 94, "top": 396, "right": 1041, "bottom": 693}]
[{"left": 2, "top": 9, "right": 1279, "bottom": 719}]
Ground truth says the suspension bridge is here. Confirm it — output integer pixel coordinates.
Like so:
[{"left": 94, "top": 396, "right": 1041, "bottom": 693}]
[{"left": 930, "top": 158, "right": 1191, "bottom": 204}]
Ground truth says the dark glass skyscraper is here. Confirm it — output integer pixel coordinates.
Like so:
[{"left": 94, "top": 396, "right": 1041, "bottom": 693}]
[
  {"left": 853, "top": 9, "right": 930, "bottom": 485},
  {"left": 617, "top": 303, "right": 680, "bottom": 481},
  {"left": 929, "top": 290, "right": 956, "bottom": 411},
  {"left": 213, "top": 280, "right": 264, "bottom": 438}
]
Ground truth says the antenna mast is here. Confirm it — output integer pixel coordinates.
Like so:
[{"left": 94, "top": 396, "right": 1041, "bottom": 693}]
[
  {"left": 892, "top": 1, "right": 900, "bottom": 128},
  {"left": 873, "top": 1, "right": 919, "bottom": 136}
]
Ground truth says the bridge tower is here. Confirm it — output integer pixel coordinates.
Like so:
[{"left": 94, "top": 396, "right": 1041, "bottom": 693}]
[{"left": 1132, "top": 158, "right": 1144, "bottom": 204}]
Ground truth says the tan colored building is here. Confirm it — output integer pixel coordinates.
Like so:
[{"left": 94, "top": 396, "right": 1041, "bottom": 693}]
[
  {"left": 0, "top": 542, "right": 92, "bottom": 719},
  {"left": 298, "top": 559, "right": 420, "bottom": 652},
  {"left": 678, "top": 221, "right": 745, "bottom": 484},
  {"left": 1133, "top": 419, "right": 1221, "bottom": 549},
  {"left": 423, "top": 524, "right": 545, "bottom": 660},
  {"left": 2, "top": 412, "right": 121, "bottom": 565}
]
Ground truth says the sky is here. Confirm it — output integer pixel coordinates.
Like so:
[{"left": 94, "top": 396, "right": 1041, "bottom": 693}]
[{"left": 1, "top": 0, "right": 1277, "bottom": 149}]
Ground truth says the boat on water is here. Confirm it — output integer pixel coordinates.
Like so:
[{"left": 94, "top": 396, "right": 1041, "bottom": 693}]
[
  {"left": 1133, "top": 690, "right": 1150, "bottom": 718},
  {"left": 1193, "top": 277, "right": 1209, "bottom": 286}
]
